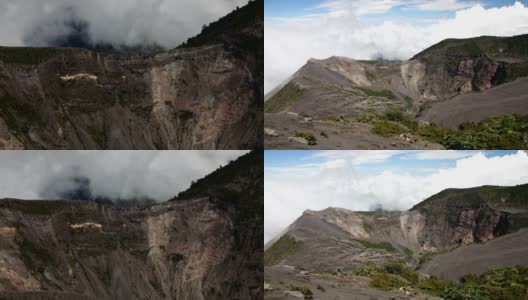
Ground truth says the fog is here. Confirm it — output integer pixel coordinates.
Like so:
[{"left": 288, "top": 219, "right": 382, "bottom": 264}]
[
  {"left": 0, "top": 0, "right": 249, "bottom": 49},
  {"left": 0, "top": 151, "right": 248, "bottom": 202}
]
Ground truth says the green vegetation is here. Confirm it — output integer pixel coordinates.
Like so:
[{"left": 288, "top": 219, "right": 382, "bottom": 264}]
[
  {"left": 413, "top": 34, "right": 528, "bottom": 62},
  {"left": 294, "top": 131, "right": 317, "bottom": 145},
  {"left": 0, "top": 47, "right": 58, "bottom": 65},
  {"left": 264, "top": 82, "right": 304, "bottom": 113},
  {"left": 264, "top": 234, "right": 303, "bottom": 266},
  {"left": 412, "top": 34, "right": 528, "bottom": 84},
  {"left": 441, "top": 114, "right": 528, "bottom": 149},
  {"left": 178, "top": 0, "right": 261, "bottom": 50},
  {"left": 371, "top": 120, "right": 408, "bottom": 137},
  {"left": 359, "top": 109, "right": 528, "bottom": 149},
  {"left": 353, "top": 239, "right": 396, "bottom": 252},
  {"left": 288, "top": 285, "right": 313, "bottom": 299},
  {"left": 440, "top": 267, "right": 528, "bottom": 300},
  {"left": 357, "top": 87, "right": 396, "bottom": 99},
  {"left": 347, "top": 262, "right": 528, "bottom": 300},
  {"left": 370, "top": 272, "right": 409, "bottom": 291},
  {"left": 18, "top": 238, "right": 53, "bottom": 274},
  {"left": 0, "top": 199, "right": 70, "bottom": 215},
  {"left": 0, "top": 95, "right": 42, "bottom": 142},
  {"left": 177, "top": 110, "right": 195, "bottom": 122},
  {"left": 170, "top": 253, "right": 185, "bottom": 265}
]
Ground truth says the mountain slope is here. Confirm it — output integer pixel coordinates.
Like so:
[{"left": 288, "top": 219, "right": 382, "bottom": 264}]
[
  {"left": 264, "top": 184, "right": 528, "bottom": 299},
  {"left": 265, "top": 184, "right": 528, "bottom": 272},
  {"left": 0, "top": 0, "right": 263, "bottom": 150},
  {"left": 264, "top": 34, "right": 528, "bottom": 150},
  {"left": 0, "top": 151, "right": 263, "bottom": 300}
]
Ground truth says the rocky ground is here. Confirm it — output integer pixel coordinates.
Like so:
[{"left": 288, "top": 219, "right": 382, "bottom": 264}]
[
  {"left": 264, "top": 266, "right": 441, "bottom": 300},
  {"left": 264, "top": 113, "right": 443, "bottom": 150}
]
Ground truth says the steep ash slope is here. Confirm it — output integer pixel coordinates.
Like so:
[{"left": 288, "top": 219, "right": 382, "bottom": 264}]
[
  {"left": 0, "top": 0, "right": 263, "bottom": 150},
  {"left": 0, "top": 151, "right": 263, "bottom": 300}
]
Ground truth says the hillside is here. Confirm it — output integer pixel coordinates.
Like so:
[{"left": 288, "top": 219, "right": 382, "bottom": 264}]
[
  {"left": 264, "top": 34, "right": 528, "bottom": 150},
  {"left": 0, "top": 151, "right": 263, "bottom": 300},
  {"left": 0, "top": 0, "right": 263, "bottom": 150},
  {"left": 264, "top": 184, "right": 528, "bottom": 299}
]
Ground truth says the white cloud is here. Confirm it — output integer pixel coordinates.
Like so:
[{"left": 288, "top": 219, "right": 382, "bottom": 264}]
[
  {"left": 0, "top": 151, "right": 247, "bottom": 201},
  {"left": 412, "top": 150, "right": 479, "bottom": 160},
  {"left": 265, "top": 151, "right": 528, "bottom": 243},
  {"left": 0, "top": 0, "right": 248, "bottom": 48},
  {"left": 265, "top": 1, "right": 528, "bottom": 93},
  {"left": 314, "top": 0, "right": 477, "bottom": 16},
  {"left": 416, "top": 0, "right": 477, "bottom": 11}
]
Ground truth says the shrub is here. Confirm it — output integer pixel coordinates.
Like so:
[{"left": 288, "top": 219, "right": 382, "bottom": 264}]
[
  {"left": 295, "top": 131, "right": 317, "bottom": 145},
  {"left": 288, "top": 285, "right": 313, "bottom": 299},
  {"left": 370, "top": 272, "right": 408, "bottom": 291},
  {"left": 383, "top": 261, "right": 418, "bottom": 284}
]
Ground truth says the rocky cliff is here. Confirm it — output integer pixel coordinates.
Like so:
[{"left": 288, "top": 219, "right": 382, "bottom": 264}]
[
  {"left": 0, "top": 0, "right": 263, "bottom": 150},
  {"left": 266, "top": 34, "right": 528, "bottom": 118},
  {"left": 264, "top": 184, "right": 528, "bottom": 272},
  {"left": 0, "top": 151, "right": 264, "bottom": 300}
]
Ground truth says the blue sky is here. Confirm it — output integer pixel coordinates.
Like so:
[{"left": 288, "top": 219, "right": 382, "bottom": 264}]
[
  {"left": 265, "top": 0, "right": 527, "bottom": 20},
  {"left": 265, "top": 150, "right": 521, "bottom": 176}
]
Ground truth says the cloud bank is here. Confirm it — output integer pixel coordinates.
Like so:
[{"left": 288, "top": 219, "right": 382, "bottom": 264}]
[
  {"left": 0, "top": 151, "right": 247, "bottom": 202},
  {"left": 265, "top": 1, "right": 528, "bottom": 93},
  {"left": 0, "top": 0, "right": 248, "bottom": 49},
  {"left": 265, "top": 151, "right": 528, "bottom": 243}
]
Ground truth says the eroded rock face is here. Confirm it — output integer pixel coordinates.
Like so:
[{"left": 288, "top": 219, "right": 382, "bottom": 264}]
[
  {"left": 0, "top": 198, "right": 262, "bottom": 300},
  {"left": 0, "top": 44, "right": 262, "bottom": 150}
]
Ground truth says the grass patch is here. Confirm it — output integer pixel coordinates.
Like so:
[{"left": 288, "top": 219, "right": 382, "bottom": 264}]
[
  {"left": 352, "top": 262, "right": 528, "bottom": 300},
  {"left": 294, "top": 131, "right": 317, "bottom": 145},
  {"left": 371, "top": 120, "right": 408, "bottom": 137},
  {"left": 288, "top": 285, "right": 313, "bottom": 299},
  {"left": 264, "top": 234, "right": 303, "bottom": 266},
  {"left": 370, "top": 272, "right": 409, "bottom": 291},
  {"left": 354, "top": 239, "right": 396, "bottom": 252},
  {"left": 357, "top": 87, "right": 396, "bottom": 99},
  {"left": 359, "top": 109, "right": 528, "bottom": 149},
  {"left": 264, "top": 82, "right": 304, "bottom": 113}
]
